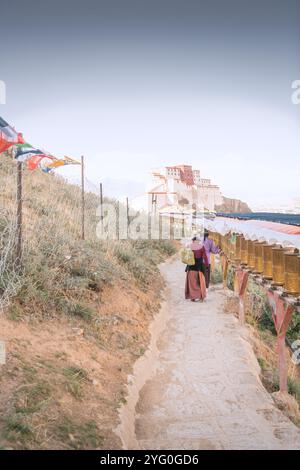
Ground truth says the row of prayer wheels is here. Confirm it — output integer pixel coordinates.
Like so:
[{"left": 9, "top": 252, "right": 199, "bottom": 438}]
[{"left": 209, "top": 231, "right": 300, "bottom": 296}]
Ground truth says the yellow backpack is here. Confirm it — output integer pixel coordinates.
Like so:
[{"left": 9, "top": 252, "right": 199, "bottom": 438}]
[{"left": 181, "top": 248, "right": 195, "bottom": 265}]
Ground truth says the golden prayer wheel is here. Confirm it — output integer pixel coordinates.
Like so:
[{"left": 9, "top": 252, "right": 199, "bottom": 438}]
[
  {"left": 212, "top": 232, "right": 218, "bottom": 248},
  {"left": 240, "top": 236, "right": 248, "bottom": 265},
  {"left": 284, "top": 253, "right": 300, "bottom": 296},
  {"left": 247, "top": 240, "right": 256, "bottom": 271},
  {"left": 219, "top": 234, "right": 224, "bottom": 253},
  {"left": 235, "top": 234, "right": 242, "bottom": 263},
  {"left": 223, "top": 233, "right": 229, "bottom": 256},
  {"left": 211, "top": 253, "right": 216, "bottom": 272},
  {"left": 209, "top": 231, "right": 216, "bottom": 245},
  {"left": 228, "top": 233, "right": 236, "bottom": 261},
  {"left": 262, "top": 244, "right": 275, "bottom": 280},
  {"left": 272, "top": 246, "right": 286, "bottom": 286},
  {"left": 227, "top": 233, "right": 232, "bottom": 256},
  {"left": 253, "top": 242, "right": 264, "bottom": 273}
]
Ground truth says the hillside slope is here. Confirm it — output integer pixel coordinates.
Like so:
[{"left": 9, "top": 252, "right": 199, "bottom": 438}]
[{"left": 0, "top": 159, "right": 176, "bottom": 449}]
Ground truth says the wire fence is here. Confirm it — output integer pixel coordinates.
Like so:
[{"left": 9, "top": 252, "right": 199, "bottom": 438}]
[{"left": 0, "top": 157, "right": 106, "bottom": 310}]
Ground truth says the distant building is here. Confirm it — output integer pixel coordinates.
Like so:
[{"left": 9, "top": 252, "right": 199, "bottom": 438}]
[{"left": 147, "top": 164, "right": 223, "bottom": 213}]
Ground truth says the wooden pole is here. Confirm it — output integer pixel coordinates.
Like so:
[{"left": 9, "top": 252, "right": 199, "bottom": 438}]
[
  {"left": 100, "top": 182, "right": 103, "bottom": 235},
  {"left": 81, "top": 155, "right": 85, "bottom": 240},
  {"left": 148, "top": 211, "right": 151, "bottom": 240},
  {"left": 116, "top": 201, "right": 120, "bottom": 240},
  {"left": 170, "top": 212, "right": 174, "bottom": 240},
  {"left": 237, "top": 268, "right": 249, "bottom": 326},
  {"left": 126, "top": 197, "right": 129, "bottom": 239},
  {"left": 192, "top": 206, "right": 196, "bottom": 232},
  {"left": 222, "top": 254, "right": 229, "bottom": 289},
  {"left": 181, "top": 216, "right": 185, "bottom": 239},
  {"left": 267, "top": 291, "right": 293, "bottom": 392},
  {"left": 278, "top": 334, "right": 288, "bottom": 392},
  {"left": 16, "top": 162, "right": 23, "bottom": 269},
  {"left": 149, "top": 196, "right": 153, "bottom": 240},
  {"left": 159, "top": 213, "right": 162, "bottom": 240}
]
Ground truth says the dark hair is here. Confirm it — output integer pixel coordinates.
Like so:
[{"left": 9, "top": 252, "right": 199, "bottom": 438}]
[
  {"left": 192, "top": 236, "right": 197, "bottom": 242},
  {"left": 204, "top": 230, "right": 209, "bottom": 239}
]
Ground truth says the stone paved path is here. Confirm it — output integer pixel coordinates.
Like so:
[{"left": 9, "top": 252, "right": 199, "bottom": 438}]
[{"left": 135, "top": 259, "right": 300, "bottom": 450}]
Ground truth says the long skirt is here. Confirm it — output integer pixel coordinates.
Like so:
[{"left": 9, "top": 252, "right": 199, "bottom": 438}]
[
  {"left": 185, "top": 271, "right": 207, "bottom": 301},
  {"left": 204, "top": 265, "right": 211, "bottom": 288}
]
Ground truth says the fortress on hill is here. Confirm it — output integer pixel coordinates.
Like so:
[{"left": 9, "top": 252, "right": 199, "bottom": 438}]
[{"left": 148, "top": 164, "right": 223, "bottom": 213}]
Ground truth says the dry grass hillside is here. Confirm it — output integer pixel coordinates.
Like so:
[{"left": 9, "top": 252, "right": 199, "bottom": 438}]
[{"left": 0, "top": 158, "right": 176, "bottom": 449}]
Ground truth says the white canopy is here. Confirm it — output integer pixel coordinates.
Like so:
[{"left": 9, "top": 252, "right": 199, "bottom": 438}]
[{"left": 205, "top": 217, "right": 300, "bottom": 249}]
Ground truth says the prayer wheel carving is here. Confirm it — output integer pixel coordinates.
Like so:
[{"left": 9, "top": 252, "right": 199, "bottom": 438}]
[
  {"left": 254, "top": 242, "right": 264, "bottom": 274},
  {"left": 284, "top": 253, "right": 300, "bottom": 296},
  {"left": 272, "top": 246, "right": 286, "bottom": 286},
  {"left": 262, "top": 244, "right": 274, "bottom": 280}
]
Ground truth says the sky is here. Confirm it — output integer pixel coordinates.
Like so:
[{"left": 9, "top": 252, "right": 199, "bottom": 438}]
[{"left": 0, "top": 0, "right": 300, "bottom": 210}]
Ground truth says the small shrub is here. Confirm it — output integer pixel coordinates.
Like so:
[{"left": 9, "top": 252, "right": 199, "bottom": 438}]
[
  {"left": 8, "top": 304, "right": 23, "bottom": 322},
  {"left": 114, "top": 244, "right": 132, "bottom": 264},
  {"left": 227, "top": 266, "right": 235, "bottom": 291},
  {"left": 257, "top": 356, "right": 267, "bottom": 371},
  {"left": 211, "top": 264, "right": 223, "bottom": 284},
  {"left": 57, "top": 417, "right": 104, "bottom": 449},
  {"left": 58, "top": 300, "right": 94, "bottom": 321},
  {"left": 247, "top": 281, "right": 276, "bottom": 335},
  {"left": 14, "top": 381, "right": 52, "bottom": 414},
  {"left": 63, "top": 366, "right": 89, "bottom": 399},
  {"left": 4, "top": 415, "right": 34, "bottom": 444},
  {"left": 287, "top": 312, "right": 300, "bottom": 343},
  {"left": 258, "top": 303, "right": 276, "bottom": 335},
  {"left": 71, "top": 303, "right": 94, "bottom": 321},
  {"left": 288, "top": 377, "right": 300, "bottom": 406},
  {"left": 261, "top": 368, "right": 280, "bottom": 393}
]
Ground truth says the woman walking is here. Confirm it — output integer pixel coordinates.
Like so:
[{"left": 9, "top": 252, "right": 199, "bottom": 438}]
[
  {"left": 203, "top": 229, "right": 220, "bottom": 288},
  {"left": 185, "top": 236, "right": 209, "bottom": 302}
]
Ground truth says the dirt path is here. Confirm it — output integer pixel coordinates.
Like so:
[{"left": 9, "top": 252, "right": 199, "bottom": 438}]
[{"left": 132, "top": 258, "right": 300, "bottom": 450}]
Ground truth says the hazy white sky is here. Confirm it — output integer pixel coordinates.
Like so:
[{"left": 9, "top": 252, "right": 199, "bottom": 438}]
[{"left": 1, "top": 0, "right": 300, "bottom": 210}]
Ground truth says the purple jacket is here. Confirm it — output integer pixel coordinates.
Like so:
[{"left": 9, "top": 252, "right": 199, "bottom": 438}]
[{"left": 203, "top": 238, "right": 220, "bottom": 264}]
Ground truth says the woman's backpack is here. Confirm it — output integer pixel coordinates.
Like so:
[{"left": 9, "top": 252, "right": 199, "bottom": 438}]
[{"left": 181, "top": 248, "right": 195, "bottom": 265}]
